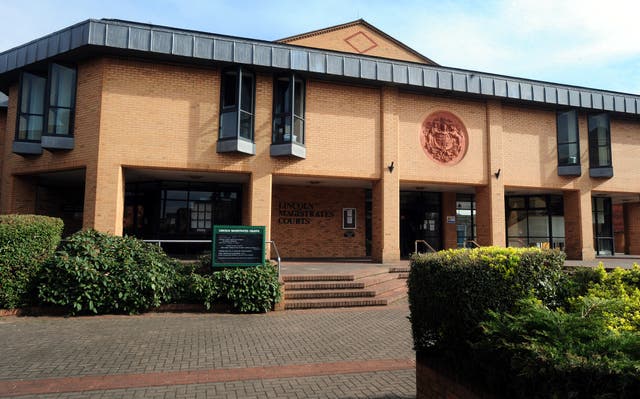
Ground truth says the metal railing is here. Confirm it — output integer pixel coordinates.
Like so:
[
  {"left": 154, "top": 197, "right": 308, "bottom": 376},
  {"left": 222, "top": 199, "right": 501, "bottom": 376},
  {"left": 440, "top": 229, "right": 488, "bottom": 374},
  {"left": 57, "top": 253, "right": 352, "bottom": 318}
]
[
  {"left": 143, "top": 239, "right": 211, "bottom": 248},
  {"left": 268, "top": 240, "right": 282, "bottom": 279},
  {"left": 414, "top": 240, "right": 436, "bottom": 254},
  {"left": 463, "top": 239, "right": 481, "bottom": 248}
]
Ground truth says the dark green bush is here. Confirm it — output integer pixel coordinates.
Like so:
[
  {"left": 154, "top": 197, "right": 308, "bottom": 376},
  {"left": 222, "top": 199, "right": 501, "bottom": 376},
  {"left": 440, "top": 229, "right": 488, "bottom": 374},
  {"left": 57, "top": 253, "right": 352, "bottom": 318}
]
[
  {"left": 408, "top": 247, "right": 565, "bottom": 352},
  {"left": 213, "top": 264, "right": 281, "bottom": 313},
  {"left": 0, "top": 214, "right": 63, "bottom": 308},
  {"left": 38, "top": 230, "right": 178, "bottom": 315}
]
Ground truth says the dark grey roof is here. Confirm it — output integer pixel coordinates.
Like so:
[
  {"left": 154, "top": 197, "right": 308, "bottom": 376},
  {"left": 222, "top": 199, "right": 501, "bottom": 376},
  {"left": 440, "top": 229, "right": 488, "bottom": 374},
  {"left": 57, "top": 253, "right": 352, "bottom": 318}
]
[
  {"left": 0, "top": 18, "right": 639, "bottom": 116},
  {"left": 0, "top": 92, "right": 7, "bottom": 108}
]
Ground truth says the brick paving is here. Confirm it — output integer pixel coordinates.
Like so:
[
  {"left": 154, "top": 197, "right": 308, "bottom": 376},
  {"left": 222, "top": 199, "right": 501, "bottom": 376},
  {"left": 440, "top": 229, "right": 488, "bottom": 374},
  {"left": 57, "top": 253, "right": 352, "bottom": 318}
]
[{"left": 0, "top": 304, "right": 414, "bottom": 398}]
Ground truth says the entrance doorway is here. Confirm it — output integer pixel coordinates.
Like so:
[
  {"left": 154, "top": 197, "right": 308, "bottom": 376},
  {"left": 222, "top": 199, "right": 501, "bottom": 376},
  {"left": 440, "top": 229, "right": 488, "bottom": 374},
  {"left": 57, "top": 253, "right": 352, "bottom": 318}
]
[
  {"left": 593, "top": 196, "right": 614, "bottom": 256},
  {"left": 400, "top": 191, "right": 441, "bottom": 257}
]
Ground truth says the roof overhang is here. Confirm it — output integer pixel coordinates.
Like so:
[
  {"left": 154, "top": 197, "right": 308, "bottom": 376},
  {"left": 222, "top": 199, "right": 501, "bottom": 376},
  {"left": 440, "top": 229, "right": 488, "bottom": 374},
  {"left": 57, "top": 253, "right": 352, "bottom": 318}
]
[{"left": 0, "top": 19, "right": 639, "bottom": 116}]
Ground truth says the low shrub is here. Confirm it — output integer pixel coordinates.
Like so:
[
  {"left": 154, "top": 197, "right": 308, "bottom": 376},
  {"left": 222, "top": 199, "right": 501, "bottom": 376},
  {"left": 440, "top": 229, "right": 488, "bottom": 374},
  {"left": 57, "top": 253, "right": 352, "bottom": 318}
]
[
  {"left": 38, "top": 230, "right": 179, "bottom": 315},
  {"left": 408, "top": 247, "right": 565, "bottom": 352},
  {"left": 213, "top": 264, "right": 281, "bottom": 313},
  {"left": 0, "top": 214, "right": 63, "bottom": 308}
]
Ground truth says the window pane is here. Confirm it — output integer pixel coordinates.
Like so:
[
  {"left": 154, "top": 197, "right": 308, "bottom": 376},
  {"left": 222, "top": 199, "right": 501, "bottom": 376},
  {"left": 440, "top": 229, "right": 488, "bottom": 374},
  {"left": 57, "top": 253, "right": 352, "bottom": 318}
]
[
  {"left": 529, "top": 210, "right": 549, "bottom": 237},
  {"left": 50, "top": 64, "right": 76, "bottom": 108},
  {"left": 596, "top": 127, "right": 609, "bottom": 146},
  {"left": 220, "top": 110, "right": 238, "bottom": 138},
  {"left": 27, "top": 115, "right": 43, "bottom": 140},
  {"left": 273, "top": 114, "right": 291, "bottom": 142},
  {"left": 222, "top": 72, "right": 237, "bottom": 108},
  {"left": 551, "top": 216, "right": 565, "bottom": 239},
  {"left": 507, "top": 210, "right": 528, "bottom": 236},
  {"left": 275, "top": 78, "right": 291, "bottom": 114},
  {"left": 165, "top": 190, "right": 188, "bottom": 200},
  {"left": 597, "top": 146, "right": 610, "bottom": 166},
  {"left": 293, "top": 117, "right": 304, "bottom": 144},
  {"left": 557, "top": 110, "right": 577, "bottom": 143},
  {"left": 294, "top": 79, "right": 304, "bottom": 117},
  {"left": 28, "top": 77, "right": 46, "bottom": 115},
  {"left": 240, "top": 73, "right": 253, "bottom": 113},
  {"left": 507, "top": 197, "right": 525, "bottom": 209},
  {"left": 558, "top": 143, "right": 579, "bottom": 165},
  {"left": 48, "top": 108, "right": 71, "bottom": 135},
  {"left": 548, "top": 196, "right": 564, "bottom": 215},
  {"left": 529, "top": 196, "right": 546, "bottom": 209},
  {"left": 18, "top": 116, "right": 28, "bottom": 140},
  {"left": 239, "top": 111, "right": 253, "bottom": 140}
]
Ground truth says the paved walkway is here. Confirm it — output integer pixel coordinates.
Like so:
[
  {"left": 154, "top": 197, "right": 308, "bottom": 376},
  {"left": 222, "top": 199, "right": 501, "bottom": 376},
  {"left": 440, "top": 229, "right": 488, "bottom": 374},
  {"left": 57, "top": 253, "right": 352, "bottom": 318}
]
[{"left": 0, "top": 303, "right": 414, "bottom": 398}]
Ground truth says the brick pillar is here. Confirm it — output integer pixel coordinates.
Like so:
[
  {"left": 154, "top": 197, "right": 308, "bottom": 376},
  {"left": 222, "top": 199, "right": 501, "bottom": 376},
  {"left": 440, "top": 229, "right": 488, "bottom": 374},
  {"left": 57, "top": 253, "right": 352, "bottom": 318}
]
[
  {"left": 624, "top": 203, "right": 640, "bottom": 255},
  {"left": 249, "top": 171, "right": 272, "bottom": 256},
  {"left": 563, "top": 190, "right": 595, "bottom": 260},
  {"left": 441, "top": 192, "right": 457, "bottom": 249},
  {"left": 475, "top": 100, "right": 505, "bottom": 247},
  {"left": 372, "top": 87, "right": 400, "bottom": 263},
  {"left": 4, "top": 175, "right": 37, "bottom": 214},
  {"left": 83, "top": 164, "right": 125, "bottom": 235}
]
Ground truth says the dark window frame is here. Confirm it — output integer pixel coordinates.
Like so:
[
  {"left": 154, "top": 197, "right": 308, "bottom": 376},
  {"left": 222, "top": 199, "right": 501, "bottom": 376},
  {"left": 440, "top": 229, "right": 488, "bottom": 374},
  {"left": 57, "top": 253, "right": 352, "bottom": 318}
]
[
  {"left": 592, "top": 196, "right": 614, "bottom": 256},
  {"left": 272, "top": 73, "right": 305, "bottom": 145},
  {"left": 588, "top": 113, "right": 612, "bottom": 169},
  {"left": 15, "top": 71, "right": 47, "bottom": 142},
  {"left": 505, "top": 194, "right": 565, "bottom": 250},
  {"left": 556, "top": 110, "right": 581, "bottom": 176},
  {"left": 15, "top": 63, "right": 77, "bottom": 142},
  {"left": 45, "top": 63, "right": 77, "bottom": 137},
  {"left": 218, "top": 66, "right": 255, "bottom": 142}
]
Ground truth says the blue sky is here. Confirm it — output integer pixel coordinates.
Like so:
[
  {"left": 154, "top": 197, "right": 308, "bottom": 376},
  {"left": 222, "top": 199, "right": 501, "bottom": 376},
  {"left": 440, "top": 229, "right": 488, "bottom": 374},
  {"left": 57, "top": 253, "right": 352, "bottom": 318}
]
[{"left": 2, "top": 0, "right": 640, "bottom": 94}]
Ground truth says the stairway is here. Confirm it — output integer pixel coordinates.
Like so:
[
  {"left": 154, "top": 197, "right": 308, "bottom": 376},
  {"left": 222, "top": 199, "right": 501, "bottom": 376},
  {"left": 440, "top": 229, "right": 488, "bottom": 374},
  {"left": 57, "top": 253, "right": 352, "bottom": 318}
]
[{"left": 282, "top": 267, "right": 410, "bottom": 310}]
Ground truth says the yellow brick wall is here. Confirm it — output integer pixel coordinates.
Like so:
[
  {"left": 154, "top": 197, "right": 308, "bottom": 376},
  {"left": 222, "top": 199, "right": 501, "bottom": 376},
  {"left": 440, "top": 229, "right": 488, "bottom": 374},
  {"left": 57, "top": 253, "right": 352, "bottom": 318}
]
[
  {"left": 397, "top": 93, "right": 488, "bottom": 186},
  {"left": 271, "top": 185, "right": 366, "bottom": 258},
  {"left": 501, "top": 105, "right": 640, "bottom": 195},
  {"left": 282, "top": 24, "right": 428, "bottom": 64},
  {"left": 0, "top": 107, "right": 5, "bottom": 201}
]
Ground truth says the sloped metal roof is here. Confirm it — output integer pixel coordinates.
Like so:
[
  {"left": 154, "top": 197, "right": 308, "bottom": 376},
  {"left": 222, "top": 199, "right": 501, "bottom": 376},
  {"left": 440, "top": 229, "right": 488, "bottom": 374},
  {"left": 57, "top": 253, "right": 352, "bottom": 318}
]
[{"left": 0, "top": 18, "right": 638, "bottom": 116}]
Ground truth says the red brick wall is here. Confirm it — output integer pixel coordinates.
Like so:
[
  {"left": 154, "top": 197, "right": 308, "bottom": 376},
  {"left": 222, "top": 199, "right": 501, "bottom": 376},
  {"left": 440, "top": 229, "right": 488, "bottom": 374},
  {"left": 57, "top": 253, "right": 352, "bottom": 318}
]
[{"left": 271, "top": 185, "right": 366, "bottom": 258}]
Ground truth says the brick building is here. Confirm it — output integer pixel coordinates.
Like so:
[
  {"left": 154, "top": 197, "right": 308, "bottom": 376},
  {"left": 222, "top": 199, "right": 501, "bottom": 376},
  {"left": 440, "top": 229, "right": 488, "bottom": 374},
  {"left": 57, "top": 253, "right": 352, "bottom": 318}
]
[{"left": 1, "top": 19, "right": 639, "bottom": 261}]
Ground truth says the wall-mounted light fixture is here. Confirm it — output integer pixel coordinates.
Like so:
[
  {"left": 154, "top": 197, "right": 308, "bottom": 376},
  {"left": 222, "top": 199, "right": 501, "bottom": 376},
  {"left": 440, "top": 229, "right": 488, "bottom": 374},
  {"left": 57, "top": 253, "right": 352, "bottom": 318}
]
[
  {"left": 387, "top": 161, "right": 395, "bottom": 173},
  {"left": 494, "top": 168, "right": 501, "bottom": 179}
]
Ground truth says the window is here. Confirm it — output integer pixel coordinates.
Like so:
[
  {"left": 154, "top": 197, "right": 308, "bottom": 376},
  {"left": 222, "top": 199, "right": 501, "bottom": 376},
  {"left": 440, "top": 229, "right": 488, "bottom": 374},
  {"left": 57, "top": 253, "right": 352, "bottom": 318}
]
[
  {"left": 217, "top": 67, "right": 255, "bottom": 155},
  {"left": 592, "top": 197, "right": 613, "bottom": 255},
  {"left": 505, "top": 195, "right": 565, "bottom": 250},
  {"left": 588, "top": 113, "right": 613, "bottom": 177},
  {"left": 14, "top": 63, "right": 77, "bottom": 154},
  {"left": 556, "top": 110, "right": 580, "bottom": 176},
  {"left": 17, "top": 72, "right": 46, "bottom": 141},
  {"left": 271, "top": 73, "right": 306, "bottom": 158},
  {"left": 47, "top": 64, "right": 77, "bottom": 136}
]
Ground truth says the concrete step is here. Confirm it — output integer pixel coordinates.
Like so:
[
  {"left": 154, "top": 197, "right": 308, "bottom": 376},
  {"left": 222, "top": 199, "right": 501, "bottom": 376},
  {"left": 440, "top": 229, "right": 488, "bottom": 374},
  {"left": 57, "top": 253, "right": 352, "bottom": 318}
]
[
  {"left": 285, "top": 289, "right": 376, "bottom": 300},
  {"left": 389, "top": 267, "right": 410, "bottom": 273},
  {"left": 397, "top": 272, "right": 409, "bottom": 279},
  {"left": 282, "top": 274, "right": 354, "bottom": 282},
  {"left": 368, "top": 278, "right": 407, "bottom": 296},
  {"left": 284, "top": 297, "right": 387, "bottom": 310},
  {"left": 358, "top": 272, "right": 399, "bottom": 287},
  {"left": 376, "top": 285, "right": 409, "bottom": 305},
  {"left": 284, "top": 281, "right": 366, "bottom": 290}
]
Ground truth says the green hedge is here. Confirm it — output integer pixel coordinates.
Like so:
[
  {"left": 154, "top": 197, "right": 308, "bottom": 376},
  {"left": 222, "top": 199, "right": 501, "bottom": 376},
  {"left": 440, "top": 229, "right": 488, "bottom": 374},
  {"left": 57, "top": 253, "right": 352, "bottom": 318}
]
[
  {"left": 0, "top": 214, "right": 64, "bottom": 308},
  {"left": 38, "top": 230, "right": 179, "bottom": 315},
  {"left": 409, "top": 248, "right": 640, "bottom": 398},
  {"left": 408, "top": 246, "right": 565, "bottom": 352}
]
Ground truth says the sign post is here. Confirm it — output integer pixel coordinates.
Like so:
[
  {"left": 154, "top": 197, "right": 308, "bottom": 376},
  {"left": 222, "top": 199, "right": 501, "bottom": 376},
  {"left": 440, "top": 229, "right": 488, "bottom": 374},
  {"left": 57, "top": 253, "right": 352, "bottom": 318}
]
[{"left": 212, "top": 225, "right": 266, "bottom": 268}]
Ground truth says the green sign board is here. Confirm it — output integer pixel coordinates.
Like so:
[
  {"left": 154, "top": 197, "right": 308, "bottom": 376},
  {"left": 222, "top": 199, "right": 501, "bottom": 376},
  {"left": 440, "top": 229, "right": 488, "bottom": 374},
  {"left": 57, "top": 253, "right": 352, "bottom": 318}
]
[{"left": 212, "top": 225, "right": 266, "bottom": 267}]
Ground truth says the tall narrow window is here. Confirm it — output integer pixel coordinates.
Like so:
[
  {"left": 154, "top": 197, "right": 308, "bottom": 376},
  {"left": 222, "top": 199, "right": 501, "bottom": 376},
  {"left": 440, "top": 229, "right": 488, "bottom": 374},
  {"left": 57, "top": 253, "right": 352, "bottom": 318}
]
[
  {"left": 588, "top": 113, "right": 613, "bottom": 177},
  {"left": 46, "top": 64, "right": 77, "bottom": 136},
  {"left": 271, "top": 73, "right": 306, "bottom": 158},
  {"left": 556, "top": 110, "right": 580, "bottom": 176},
  {"left": 217, "top": 67, "right": 255, "bottom": 155},
  {"left": 592, "top": 197, "right": 613, "bottom": 255},
  {"left": 16, "top": 72, "right": 46, "bottom": 142}
]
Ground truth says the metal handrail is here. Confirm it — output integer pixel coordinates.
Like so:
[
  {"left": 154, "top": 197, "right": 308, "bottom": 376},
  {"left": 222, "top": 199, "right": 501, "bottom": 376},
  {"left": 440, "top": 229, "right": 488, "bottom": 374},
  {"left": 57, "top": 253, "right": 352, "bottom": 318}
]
[
  {"left": 414, "top": 240, "right": 436, "bottom": 254},
  {"left": 268, "top": 240, "right": 282, "bottom": 279},
  {"left": 143, "top": 239, "right": 212, "bottom": 247},
  {"left": 464, "top": 239, "right": 481, "bottom": 248}
]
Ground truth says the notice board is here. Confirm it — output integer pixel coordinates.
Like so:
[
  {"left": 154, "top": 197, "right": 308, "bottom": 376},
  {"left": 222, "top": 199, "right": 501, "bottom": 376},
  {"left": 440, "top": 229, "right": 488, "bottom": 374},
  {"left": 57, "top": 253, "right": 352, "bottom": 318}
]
[{"left": 212, "top": 225, "right": 265, "bottom": 267}]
